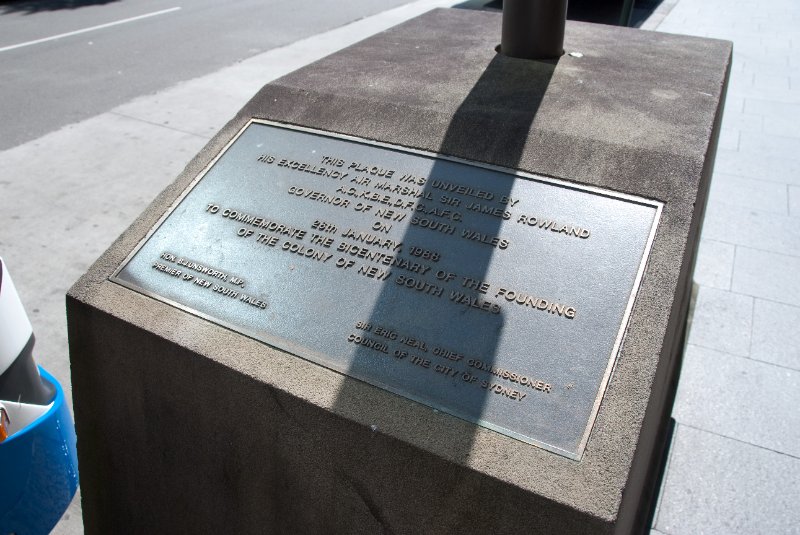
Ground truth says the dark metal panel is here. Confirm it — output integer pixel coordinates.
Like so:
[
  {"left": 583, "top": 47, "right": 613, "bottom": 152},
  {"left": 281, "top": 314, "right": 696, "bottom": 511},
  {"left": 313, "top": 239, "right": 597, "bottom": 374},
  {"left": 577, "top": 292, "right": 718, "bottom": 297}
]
[{"left": 113, "top": 120, "right": 661, "bottom": 459}]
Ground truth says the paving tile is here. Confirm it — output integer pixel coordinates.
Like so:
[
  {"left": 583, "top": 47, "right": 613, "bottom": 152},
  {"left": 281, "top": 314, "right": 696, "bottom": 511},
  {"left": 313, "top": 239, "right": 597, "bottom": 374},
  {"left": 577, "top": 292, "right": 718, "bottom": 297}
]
[
  {"left": 790, "top": 185, "right": 800, "bottom": 216},
  {"left": 727, "top": 68, "right": 755, "bottom": 89},
  {"left": 753, "top": 72, "right": 792, "bottom": 92},
  {"left": 744, "top": 97, "right": 800, "bottom": 120},
  {"left": 732, "top": 49, "right": 790, "bottom": 70},
  {"left": 673, "top": 344, "right": 800, "bottom": 456},
  {"left": 740, "top": 59, "right": 800, "bottom": 79},
  {"left": 701, "top": 201, "right": 800, "bottom": 254},
  {"left": 713, "top": 148, "right": 800, "bottom": 185},
  {"left": 751, "top": 298, "right": 800, "bottom": 370},
  {"left": 739, "top": 131, "right": 800, "bottom": 161},
  {"left": 708, "top": 172, "right": 788, "bottom": 214},
  {"left": 693, "top": 239, "right": 734, "bottom": 290},
  {"left": 763, "top": 113, "right": 800, "bottom": 139},
  {"left": 732, "top": 246, "right": 800, "bottom": 306},
  {"left": 687, "top": 287, "right": 753, "bottom": 356},
  {"left": 716, "top": 127, "right": 740, "bottom": 151},
  {"left": 720, "top": 110, "right": 762, "bottom": 133},
  {"left": 722, "top": 95, "right": 746, "bottom": 114},
  {"left": 761, "top": 18, "right": 800, "bottom": 32},
  {"left": 656, "top": 425, "right": 800, "bottom": 535}
]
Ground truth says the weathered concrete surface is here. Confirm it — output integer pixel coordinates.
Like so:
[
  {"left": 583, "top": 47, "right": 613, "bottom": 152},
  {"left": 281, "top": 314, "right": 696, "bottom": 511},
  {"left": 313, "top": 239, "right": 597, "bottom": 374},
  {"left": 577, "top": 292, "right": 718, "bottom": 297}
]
[{"left": 68, "top": 8, "right": 730, "bottom": 534}]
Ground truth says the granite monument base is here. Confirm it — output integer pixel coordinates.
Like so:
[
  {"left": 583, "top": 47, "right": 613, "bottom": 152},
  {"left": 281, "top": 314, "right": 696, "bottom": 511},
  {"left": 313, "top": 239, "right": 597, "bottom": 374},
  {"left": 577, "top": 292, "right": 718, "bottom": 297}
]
[{"left": 68, "top": 9, "right": 730, "bottom": 534}]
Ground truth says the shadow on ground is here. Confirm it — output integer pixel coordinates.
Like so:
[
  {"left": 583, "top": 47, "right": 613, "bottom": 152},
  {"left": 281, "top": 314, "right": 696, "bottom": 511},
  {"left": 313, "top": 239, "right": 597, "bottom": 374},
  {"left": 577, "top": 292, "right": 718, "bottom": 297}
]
[{"left": 0, "top": 0, "right": 120, "bottom": 15}]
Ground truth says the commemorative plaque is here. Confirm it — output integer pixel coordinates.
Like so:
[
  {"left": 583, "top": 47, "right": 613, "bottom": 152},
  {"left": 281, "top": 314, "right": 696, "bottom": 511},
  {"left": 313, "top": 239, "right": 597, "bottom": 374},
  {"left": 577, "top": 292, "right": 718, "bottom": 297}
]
[{"left": 113, "top": 120, "right": 661, "bottom": 459}]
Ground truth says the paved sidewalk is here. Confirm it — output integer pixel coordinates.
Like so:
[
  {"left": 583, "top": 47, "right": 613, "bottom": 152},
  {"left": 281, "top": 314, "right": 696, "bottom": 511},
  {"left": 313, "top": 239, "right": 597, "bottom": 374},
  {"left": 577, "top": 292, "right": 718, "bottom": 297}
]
[
  {"left": 648, "top": 0, "right": 800, "bottom": 534},
  {"left": 1, "top": 0, "right": 797, "bottom": 533}
]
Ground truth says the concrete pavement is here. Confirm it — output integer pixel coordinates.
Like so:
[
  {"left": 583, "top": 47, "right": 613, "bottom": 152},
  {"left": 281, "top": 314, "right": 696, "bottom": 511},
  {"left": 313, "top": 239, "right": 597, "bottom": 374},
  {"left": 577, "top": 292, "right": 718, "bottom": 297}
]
[
  {"left": 0, "top": 0, "right": 797, "bottom": 533},
  {"left": 648, "top": 0, "right": 800, "bottom": 533}
]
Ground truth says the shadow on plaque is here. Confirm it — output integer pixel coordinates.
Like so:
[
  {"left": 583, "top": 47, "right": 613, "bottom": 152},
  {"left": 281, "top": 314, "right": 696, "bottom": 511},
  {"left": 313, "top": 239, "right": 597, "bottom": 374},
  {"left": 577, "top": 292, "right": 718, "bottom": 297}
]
[{"left": 319, "top": 54, "right": 555, "bottom": 529}]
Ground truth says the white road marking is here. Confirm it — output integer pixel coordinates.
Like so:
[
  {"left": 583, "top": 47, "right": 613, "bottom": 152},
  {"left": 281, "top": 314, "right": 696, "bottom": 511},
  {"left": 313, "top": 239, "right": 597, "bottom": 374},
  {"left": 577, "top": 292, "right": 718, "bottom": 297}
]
[{"left": 0, "top": 7, "right": 182, "bottom": 53}]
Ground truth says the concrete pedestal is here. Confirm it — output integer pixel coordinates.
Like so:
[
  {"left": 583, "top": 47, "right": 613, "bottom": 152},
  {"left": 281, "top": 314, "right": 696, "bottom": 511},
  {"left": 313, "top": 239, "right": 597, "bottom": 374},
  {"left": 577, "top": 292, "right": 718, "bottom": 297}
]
[{"left": 68, "top": 9, "right": 730, "bottom": 534}]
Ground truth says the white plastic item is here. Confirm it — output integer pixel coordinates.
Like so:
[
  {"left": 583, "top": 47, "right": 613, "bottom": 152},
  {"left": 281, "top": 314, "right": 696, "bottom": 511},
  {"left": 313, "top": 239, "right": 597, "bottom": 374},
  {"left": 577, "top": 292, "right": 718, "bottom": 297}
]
[
  {"left": 0, "top": 257, "right": 34, "bottom": 377},
  {"left": 1, "top": 399, "right": 52, "bottom": 437}
]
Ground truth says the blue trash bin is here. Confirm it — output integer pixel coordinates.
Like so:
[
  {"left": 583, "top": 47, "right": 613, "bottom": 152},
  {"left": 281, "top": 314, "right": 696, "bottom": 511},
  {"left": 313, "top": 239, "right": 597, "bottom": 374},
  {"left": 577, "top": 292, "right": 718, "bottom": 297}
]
[{"left": 0, "top": 367, "right": 79, "bottom": 534}]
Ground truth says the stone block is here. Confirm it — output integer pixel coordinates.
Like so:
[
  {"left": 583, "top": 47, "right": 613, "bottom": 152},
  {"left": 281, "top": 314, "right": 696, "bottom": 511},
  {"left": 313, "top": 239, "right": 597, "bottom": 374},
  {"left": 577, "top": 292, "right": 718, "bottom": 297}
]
[{"left": 68, "top": 9, "right": 731, "bottom": 534}]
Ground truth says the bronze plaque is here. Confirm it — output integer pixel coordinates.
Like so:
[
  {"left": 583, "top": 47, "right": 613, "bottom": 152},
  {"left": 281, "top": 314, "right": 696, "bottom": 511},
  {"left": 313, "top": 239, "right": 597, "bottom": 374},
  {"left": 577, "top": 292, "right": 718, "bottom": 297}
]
[{"left": 113, "top": 120, "right": 661, "bottom": 459}]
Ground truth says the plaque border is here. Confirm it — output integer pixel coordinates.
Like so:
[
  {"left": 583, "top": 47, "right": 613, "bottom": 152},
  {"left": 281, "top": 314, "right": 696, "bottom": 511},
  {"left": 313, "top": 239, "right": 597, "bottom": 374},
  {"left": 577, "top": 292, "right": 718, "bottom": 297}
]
[{"left": 111, "top": 118, "right": 663, "bottom": 460}]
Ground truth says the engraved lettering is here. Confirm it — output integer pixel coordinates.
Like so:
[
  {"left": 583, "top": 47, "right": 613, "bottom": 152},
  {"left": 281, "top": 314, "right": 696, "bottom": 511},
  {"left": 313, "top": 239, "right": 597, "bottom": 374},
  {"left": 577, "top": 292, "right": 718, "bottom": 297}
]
[
  {"left": 211, "top": 284, "right": 239, "bottom": 299},
  {"left": 221, "top": 208, "right": 308, "bottom": 238},
  {"left": 281, "top": 240, "right": 334, "bottom": 263},
  {"left": 409, "top": 355, "right": 431, "bottom": 368},
  {"left": 459, "top": 228, "right": 510, "bottom": 249},
  {"left": 310, "top": 220, "right": 337, "bottom": 233},
  {"left": 193, "top": 277, "right": 212, "bottom": 288},
  {"left": 516, "top": 214, "right": 591, "bottom": 239},
  {"left": 398, "top": 173, "right": 426, "bottom": 185},
  {"left": 432, "top": 346, "right": 464, "bottom": 362},
  {"left": 469, "top": 359, "right": 552, "bottom": 394},
  {"left": 372, "top": 181, "right": 432, "bottom": 200},
  {"left": 448, "top": 291, "right": 502, "bottom": 314},
  {"left": 399, "top": 336, "right": 427, "bottom": 351},
  {"left": 356, "top": 264, "right": 392, "bottom": 281},
  {"left": 152, "top": 262, "right": 181, "bottom": 277},
  {"left": 277, "top": 158, "right": 348, "bottom": 180},
  {"left": 395, "top": 275, "right": 443, "bottom": 297},
  {"left": 461, "top": 277, "right": 490, "bottom": 294},
  {"left": 390, "top": 256, "right": 430, "bottom": 275},
  {"left": 434, "top": 364, "right": 460, "bottom": 377},
  {"left": 483, "top": 383, "right": 527, "bottom": 402},
  {"left": 347, "top": 162, "right": 395, "bottom": 179},
  {"left": 256, "top": 233, "right": 279, "bottom": 246},
  {"left": 340, "top": 228, "right": 402, "bottom": 251},
  {"left": 466, "top": 201, "right": 511, "bottom": 220},
  {"left": 346, "top": 333, "right": 390, "bottom": 354},
  {"left": 439, "top": 195, "right": 461, "bottom": 207},
  {"left": 408, "top": 246, "right": 440, "bottom": 262},
  {"left": 321, "top": 156, "right": 344, "bottom": 167},
  {"left": 374, "top": 208, "right": 407, "bottom": 222},
  {"left": 288, "top": 186, "right": 351, "bottom": 208},
  {"left": 499, "top": 195, "right": 520, "bottom": 207},
  {"left": 239, "top": 293, "right": 267, "bottom": 309},
  {"left": 494, "top": 288, "right": 576, "bottom": 320},
  {"left": 309, "top": 234, "right": 335, "bottom": 247},
  {"left": 371, "top": 221, "right": 392, "bottom": 234},
  {"left": 414, "top": 203, "right": 462, "bottom": 221},
  {"left": 373, "top": 326, "right": 397, "bottom": 340},
  {"left": 408, "top": 216, "right": 456, "bottom": 235},
  {"left": 334, "top": 185, "right": 416, "bottom": 209},
  {"left": 430, "top": 179, "right": 494, "bottom": 200}
]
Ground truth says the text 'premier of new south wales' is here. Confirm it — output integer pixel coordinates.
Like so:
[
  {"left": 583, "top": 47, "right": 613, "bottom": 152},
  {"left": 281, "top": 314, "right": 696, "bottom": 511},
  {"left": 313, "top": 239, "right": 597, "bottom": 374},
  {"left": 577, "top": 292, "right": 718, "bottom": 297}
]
[{"left": 113, "top": 120, "right": 661, "bottom": 459}]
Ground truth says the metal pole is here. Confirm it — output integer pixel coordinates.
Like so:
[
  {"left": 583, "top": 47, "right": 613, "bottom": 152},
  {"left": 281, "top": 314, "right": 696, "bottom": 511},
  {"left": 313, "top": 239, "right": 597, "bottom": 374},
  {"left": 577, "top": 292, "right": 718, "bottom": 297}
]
[{"left": 501, "top": 0, "right": 568, "bottom": 60}]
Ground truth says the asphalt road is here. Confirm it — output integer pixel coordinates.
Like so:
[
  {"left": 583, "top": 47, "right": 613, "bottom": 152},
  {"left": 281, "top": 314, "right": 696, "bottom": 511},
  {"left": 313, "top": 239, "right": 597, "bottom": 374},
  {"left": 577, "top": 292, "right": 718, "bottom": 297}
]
[{"left": 0, "top": 0, "right": 415, "bottom": 151}]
